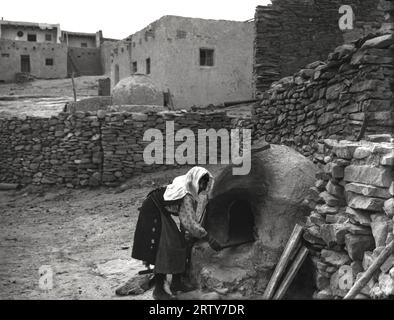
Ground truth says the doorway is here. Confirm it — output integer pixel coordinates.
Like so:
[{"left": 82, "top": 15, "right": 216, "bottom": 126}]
[{"left": 20, "top": 55, "right": 31, "bottom": 73}]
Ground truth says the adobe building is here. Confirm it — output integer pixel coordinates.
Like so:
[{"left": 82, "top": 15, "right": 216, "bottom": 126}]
[
  {"left": 0, "top": 20, "right": 67, "bottom": 82},
  {"left": 110, "top": 16, "right": 254, "bottom": 108},
  {"left": 0, "top": 19, "right": 117, "bottom": 82}
]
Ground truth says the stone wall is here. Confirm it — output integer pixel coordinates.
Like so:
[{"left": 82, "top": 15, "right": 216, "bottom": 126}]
[
  {"left": 303, "top": 136, "right": 394, "bottom": 299},
  {"left": 253, "top": 31, "right": 394, "bottom": 159},
  {"left": 0, "top": 110, "right": 232, "bottom": 188},
  {"left": 254, "top": 0, "right": 384, "bottom": 93}
]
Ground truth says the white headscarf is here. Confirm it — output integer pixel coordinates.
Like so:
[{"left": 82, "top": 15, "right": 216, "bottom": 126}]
[{"left": 163, "top": 166, "right": 214, "bottom": 201}]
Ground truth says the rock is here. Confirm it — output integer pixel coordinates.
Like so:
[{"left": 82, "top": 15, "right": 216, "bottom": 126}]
[
  {"left": 0, "top": 183, "right": 19, "bottom": 190},
  {"left": 333, "top": 144, "right": 358, "bottom": 160},
  {"left": 371, "top": 220, "right": 391, "bottom": 247},
  {"left": 316, "top": 204, "right": 339, "bottom": 215},
  {"left": 345, "top": 234, "right": 375, "bottom": 261},
  {"left": 347, "top": 193, "right": 385, "bottom": 212},
  {"left": 351, "top": 261, "right": 363, "bottom": 276},
  {"left": 321, "top": 223, "right": 348, "bottom": 246},
  {"left": 380, "top": 255, "right": 394, "bottom": 273},
  {"left": 310, "top": 212, "right": 326, "bottom": 226},
  {"left": 383, "top": 198, "right": 394, "bottom": 217},
  {"left": 315, "top": 179, "right": 327, "bottom": 191},
  {"left": 115, "top": 273, "right": 155, "bottom": 296},
  {"left": 325, "top": 214, "right": 347, "bottom": 224},
  {"left": 362, "top": 34, "right": 394, "bottom": 49},
  {"left": 315, "top": 273, "right": 330, "bottom": 290},
  {"left": 390, "top": 182, "right": 394, "bottom": 196},
  {"left": 379, "top": 273, "right": 394, "bottom": 296},
  {"left": 346, "top": 207, "right": 371, "bottom": 226},
  {"left": 366, "top": 134, "right": 393, "bottom": 143},
  {"left": 381, "top": 152, "right": 394, "bottom": 166},
  {"left": 320, "top": 191, "right": 346, "bottom": 207},
  {"left": 345, "top": 183, "right": 391, "bottom": 199},
  {"left": 89, "top": 172, "right": 101, "bottom": 187},
  {"left": 314, "top": 289, "right": 333, "bottom": 299},
  {"left": 326, "top": 180, "right": 345, "bottom": 198},
  {"left": 321, "top": 249, "right": 351, "bottom": 267},
  {"left": 362, "top": 251, "right": 374, "bottom": 271},
  {"left": 370, "top": 283, "right": 385, "bottom": 299},
  {"left": 390, "top": 267, "right": 394, "bottom": 279},
  {"left": 353, "top": 147, "right": 372, "bottom": 160},
  {"left": 345, "top": 222, "right": 372, "bottom": 235},
  {"left": 344, "top": 165, "right": 393, "bottom": 188},
  {"left": 131, "top": 113, "right": 149, "bottom": 121},
  {"left": 303, "top": 230, "right": 326, "bottom": 246},
  {"left": 177, "top": 290, "right": 221, "bottom": 300}
]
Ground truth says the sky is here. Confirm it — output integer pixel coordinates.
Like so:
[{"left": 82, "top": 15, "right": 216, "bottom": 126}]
[{"left": 1, "top": 0, "right": 271, "bottom": 39}]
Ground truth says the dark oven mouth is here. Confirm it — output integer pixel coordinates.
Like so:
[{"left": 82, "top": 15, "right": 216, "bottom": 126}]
[{"left": 205, "top": 191, "right": 256, "bottom": 247}]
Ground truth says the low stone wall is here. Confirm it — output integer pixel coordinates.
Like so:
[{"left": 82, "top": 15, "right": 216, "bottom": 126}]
[
  {"left": 0, "top": 110, "right": 232, "bottom": 187},
  {"left": 253, "top": 32, "right": 394, "bottom": 159},
  {"left": 303, "top": 135, "right": 394, "bottom": 299}
]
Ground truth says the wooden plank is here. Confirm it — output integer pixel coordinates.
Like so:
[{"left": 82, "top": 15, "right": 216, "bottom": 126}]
[
  {"left": 263, "top": 224, "right": 304, "bottom": 299},
  {"left": 273, "top": 246, "right": 309, "bottom": 300},
  {"left": 344, "top": 240, "right": 394, "bottom": 299}
]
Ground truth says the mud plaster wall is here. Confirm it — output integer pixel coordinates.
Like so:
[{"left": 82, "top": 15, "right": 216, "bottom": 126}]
[
  {"left": 254, "top": 0, "right": 384, "bottom": 93},
  {"left": 110, "top": 40, "right": 132, "bottom": 86},
  {"left": 0, "top": 24, "right": 60, "bottom": 43},
  {"left": 111, "top": 16, "right": 254, "bottom": 108},
  {"left": 0, "top": 110, "right": 232, "bottom": 187},
  {"left": 252, "top": 32, "right": 394, "bottom": 160},
  {"left": 0, "top": 39, "right": 68, "bottom": 82},
  {"left": 65, "top": 35, "right": 96, "bottom": 48},
  {"left": 67, "top": 47, "right": 102, "bottom": 76},
  {"left": 100, "top": 41, "right": 117, "bottom": 75}
]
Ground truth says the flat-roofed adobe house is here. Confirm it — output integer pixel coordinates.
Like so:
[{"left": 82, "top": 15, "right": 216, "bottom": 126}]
[{"left": 111, "top": 15, "right": 254, "bottom": 108}]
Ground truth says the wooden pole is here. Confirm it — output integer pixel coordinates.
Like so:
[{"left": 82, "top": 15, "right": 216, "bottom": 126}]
[
  {"left": 273, "top": 246, "right": 309, "bottom": 300},
  {"left": 263, "top": 224, "right": 304, "bottom": 299},
  {"left": 344, "top": 240, "right": 394, "bottom": 300},
  {"left": 71, "top": 71, "right": 77, "bottom": 102}
]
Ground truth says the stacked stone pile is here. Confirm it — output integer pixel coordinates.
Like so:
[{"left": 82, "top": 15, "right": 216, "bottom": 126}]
[
  {"left": 303, "top": 135, "right": 394, "bottom": 299},
  {"left": 101, "top": 110, "right": 231, "bottom": 186},
  {"left": 254, "top": 0, "right": 384, "bottom": 93},
  {"left": 0, "top": 110, "right": 232, "bottom": 188},
  {"left": 253, "top": 29, "right": 394, "bottom": 159},
  {"left": 0, "top": 112, "right": 102, "bottom": 188}
]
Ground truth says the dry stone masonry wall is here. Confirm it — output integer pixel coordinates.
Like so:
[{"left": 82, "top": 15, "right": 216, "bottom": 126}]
[
  {"left": 253, "top": 31, "right": 394, "bottom": 159},
  {"left": 303, "top": 135, "right": 394, "bottom": 299},
  {"left": 254, "top": 0, "right": 384, "bottom": 93},
  {"left": 0, "top": 110, "right": 231, "bottom": 187}
]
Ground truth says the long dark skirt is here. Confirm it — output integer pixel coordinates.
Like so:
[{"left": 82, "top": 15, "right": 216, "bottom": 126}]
[{"left": 131, "top": 188, "right": 187, "bottom": 274}]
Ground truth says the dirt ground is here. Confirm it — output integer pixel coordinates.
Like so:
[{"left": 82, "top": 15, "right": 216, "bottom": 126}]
[
  {"left": 0, "top": 76, "right": 106, "bottom": 118},
  {"left": 0, "top": 165, "right": 224, "bottom": 300}
]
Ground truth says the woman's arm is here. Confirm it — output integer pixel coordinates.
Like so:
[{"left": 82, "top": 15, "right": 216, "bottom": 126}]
[{"left": 179, "top": 194, "right": 208, "bottom": 239}]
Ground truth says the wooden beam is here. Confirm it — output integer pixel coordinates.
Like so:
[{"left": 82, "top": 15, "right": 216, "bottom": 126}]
[
  {"left": 344, "top": 240, "right": 394, "bottom": 299},
  {"left": 263, "top": 224, "right": 304, "bottom": 299},
  {"left": 273, "top": 246, "right": 309, "bottom": 300}
]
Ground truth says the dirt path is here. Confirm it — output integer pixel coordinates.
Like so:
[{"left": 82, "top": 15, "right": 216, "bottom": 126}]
[
  {"left": 0, "top": 165, "right": 224, "bottom": 300},
  {"left": 0, "top": 75, "right": 106, "bottom": 118}
]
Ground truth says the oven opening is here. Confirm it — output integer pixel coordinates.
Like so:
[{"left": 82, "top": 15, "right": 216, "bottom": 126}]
[{"left": 227, "top": 199, "right": 255, "bottom": 245}]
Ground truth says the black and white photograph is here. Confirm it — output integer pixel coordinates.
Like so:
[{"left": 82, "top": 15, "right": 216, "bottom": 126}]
[{"left": 0, "top": 0, "right": 393, "bottom": 307}]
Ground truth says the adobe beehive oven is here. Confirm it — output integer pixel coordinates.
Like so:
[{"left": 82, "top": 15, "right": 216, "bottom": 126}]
[
  {"left": 112, "top": 74, "right": 163, "bottom": 106},
  {"left": 189, "top": 144, "right": 318, "bottom": 298}
]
